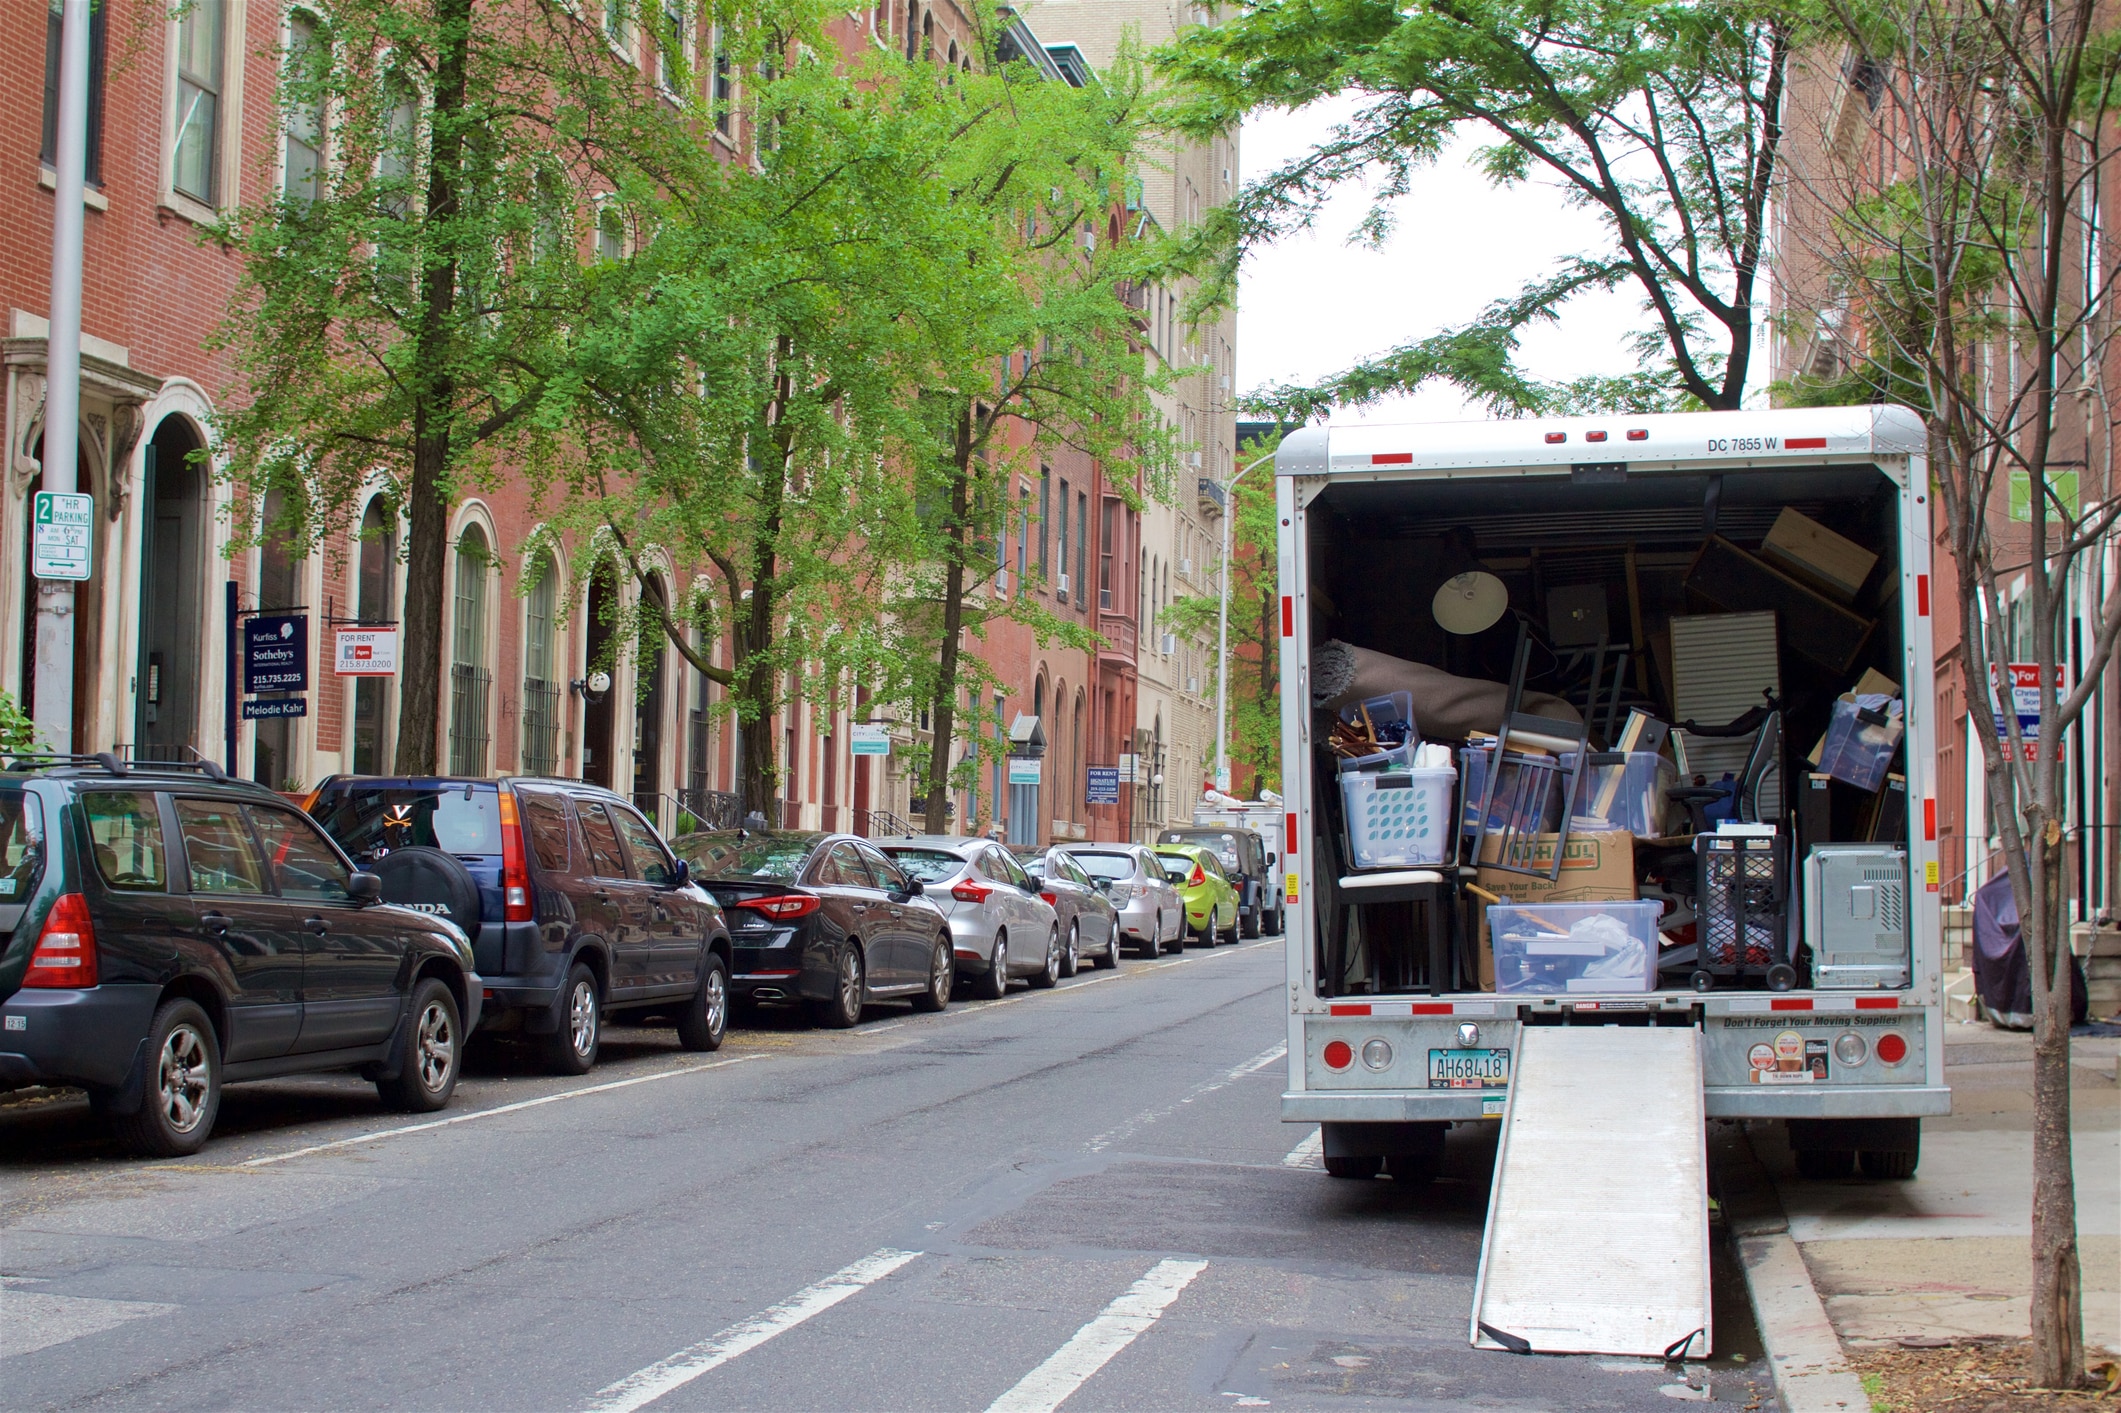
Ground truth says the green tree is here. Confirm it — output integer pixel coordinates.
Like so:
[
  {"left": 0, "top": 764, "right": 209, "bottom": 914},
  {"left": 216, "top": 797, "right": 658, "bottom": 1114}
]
[
  {"left": 1158, "top": 0, "right": 1788, "bottom": 417},
  {"left": 885, "top": 44, "right": 1176, "bottom": 834},
  {"left": 1780, "top": 0, "right": 2121, "bottom": 1384},
  {"left": 210, "top": 0, "right": 705, "bottom": 773}
]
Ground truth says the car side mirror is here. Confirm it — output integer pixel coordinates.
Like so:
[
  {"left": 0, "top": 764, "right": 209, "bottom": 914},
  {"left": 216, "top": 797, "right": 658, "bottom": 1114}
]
[
  {"left": 900, "top": 877, "right": 923, "bottom": 897},
  {"left": 347, "top": 872, "right": 382, "bottom": 905},
  {"left": 668, "top": 858, "right": 691, "bottom": 888},
  {"left": 1020, "top": 879, "right": 1040, "bottom": 895}
]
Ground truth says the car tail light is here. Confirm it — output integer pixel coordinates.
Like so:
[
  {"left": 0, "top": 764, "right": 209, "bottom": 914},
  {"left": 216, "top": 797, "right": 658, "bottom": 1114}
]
[
  {"left": 25, "top": 893, "right": 97, "bottom": 988},
  {"left": 951, "top": 879, "right": 994, "bottom": 904},
  {"left": 1039, "top": 890, "right": 1057, "bottom": 906},
  {"left": 737, "top": 894, "right": 822, "bottom": 920},
  {"left": 497, "top": 791, "right": 533, "bottom": 923},
  {"left": 1189, "top": 865, "right": 1205, "bottom": 888}
]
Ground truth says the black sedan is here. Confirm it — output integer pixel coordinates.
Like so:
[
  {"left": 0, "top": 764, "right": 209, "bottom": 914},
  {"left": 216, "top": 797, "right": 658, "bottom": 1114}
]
[
  {"left": 1013, "top": 845, "right": 1122, "bottom": 976},
  {"left": 670, "top": 830, "right": 953, "bottom": 1027}
]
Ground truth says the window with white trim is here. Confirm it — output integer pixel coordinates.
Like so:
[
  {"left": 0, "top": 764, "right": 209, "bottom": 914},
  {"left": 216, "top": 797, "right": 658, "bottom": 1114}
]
[
  {"left": 173, "top": 0, "right": 225, "bottom": 204},
  {"left": 282, "top": 12, "right": 324, "bottom": 207}
]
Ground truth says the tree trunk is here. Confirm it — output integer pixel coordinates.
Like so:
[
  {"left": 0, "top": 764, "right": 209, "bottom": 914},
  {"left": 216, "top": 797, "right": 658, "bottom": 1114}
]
[
  {"left": 732, "top": 353, "right": 793, "bottom": 820},
  {"left": 2029, "top": 819, "right": 2086, "bottom": 1388},
  {"left": 923, "top": 412, "right": 975, "bottom": 835},
  {"left": 392, "top": 0, "right": 472, "bottom": 775}
]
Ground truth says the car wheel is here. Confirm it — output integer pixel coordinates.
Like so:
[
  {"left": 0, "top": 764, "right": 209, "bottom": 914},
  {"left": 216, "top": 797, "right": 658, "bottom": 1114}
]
[
  {"left": 912, "top": 935, "right": 952, "bottom": 1013},
  {"left": 675, "top": 953, "right": 729, "bottom": 1052},
  {"left": 1139, "top": 922, "right": 1162, "bottom": 960},
  {"left": 1093, "top": 924, "right": 1120, "bottom": 970},
  {"left": 110, "top": 999, "right": 221, "bottom": 1158},
  {"left": 1222, "top": 907, "right": 1241, "bottom": 944},
  {"left": 1059, "top": 922, "right": 1080, "bottom": 978},
  {"left": 1030, "top": 928, "right": 1061, "bottom": 989},
  {"left": 974, "top": 934, "right": 1009, "bottom": 1000},
  {"left": 1793, "top": 1148, "right": 1855, "bottom": 1180},
  {"left": 543, "top": 963, "right": 602, "bottom": 1075},
  {"left": 814, "top": 945, "right": 865, "bottom": 1028},
  {"left": 1242, "top": 906, "right": 1262, "bottom": 939},
  {"left": 377, "top": 977, "right": 463, "bottom": 1112}
]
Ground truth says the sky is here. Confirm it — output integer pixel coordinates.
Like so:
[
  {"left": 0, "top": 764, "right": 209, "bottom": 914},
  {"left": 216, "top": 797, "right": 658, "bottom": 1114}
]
[{"left": 1234, "top": 96, "right": 1652, "bottom": 428}]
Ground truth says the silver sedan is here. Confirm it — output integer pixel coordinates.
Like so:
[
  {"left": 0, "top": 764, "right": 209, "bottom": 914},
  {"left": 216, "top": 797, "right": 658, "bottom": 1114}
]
[
  {"left": 1062, "top": 844, "right": 1185, "bottom": 957},
  {"left": 877, "top": 838, "right": 1062, "bottom": 999}
]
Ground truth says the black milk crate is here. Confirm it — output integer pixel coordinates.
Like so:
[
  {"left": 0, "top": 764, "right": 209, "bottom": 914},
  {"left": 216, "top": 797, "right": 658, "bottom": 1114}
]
[{"left": 1696, "top": 830, "right": 1789, "bottom": 985}]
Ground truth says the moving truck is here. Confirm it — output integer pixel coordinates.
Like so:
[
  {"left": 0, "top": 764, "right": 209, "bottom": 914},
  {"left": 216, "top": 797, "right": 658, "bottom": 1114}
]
[{"left": 1274, "top": 407, "right": 1949, "bottom": 1190}]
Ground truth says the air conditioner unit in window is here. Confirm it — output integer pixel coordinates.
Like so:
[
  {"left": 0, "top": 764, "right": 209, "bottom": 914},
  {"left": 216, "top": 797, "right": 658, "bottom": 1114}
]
[
  {"left": 994, "top": 569, "right": 1008, "bottom": 593},
  {"left": 1186, "top": 676, "right": 1199, "bottom": 694},
  {"left": 1161, "top": 633, "right": 1177, "bottom": 655},
  {"left": 1188, "top": 451, "right": 1203, "bottom": 468},
  {"left": 1057, "top": 572, "right": 1070, "bottom": 596},
  {"left": 1179, "top": 557, "right": 1192, "bottom": 575}
]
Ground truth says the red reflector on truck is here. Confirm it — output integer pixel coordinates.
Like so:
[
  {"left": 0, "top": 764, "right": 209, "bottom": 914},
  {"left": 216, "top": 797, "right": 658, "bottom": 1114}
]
[
  {"left": 1584, "top": 430, "right": 1608, "bottom": 443},
  {"left": 1924, "top": 799, "right": 1937, "bottom": 841},
  {"left": 1855, "top": 996, "right": 1899, "bottom": 1010},
  {"left": 1917, "top": 574, "right": 1930, "bottom": 615},
  {"left": 1281, "top": 596, "right": 1293, "bottom": 637},
  {"left": 1785, "top": 436, "right": 1827, "bottom": 449},
  {"left": 1370, "top": 453, "right": 1413, "bottom": 465},
  {"left": 1626, "top": 429, "right": 1648, "bottom": 440},
  {"left": 1322, "top": 1040, "right": 1354, "bottom": 1069},
  {"left": 1330, "top": 1004, "right": 1371, "bottom": 1017},
  {"left": 1770, "top": 998, "right": 1813, "bottom": 1011},
  {"left": 1544, "top": 432, "right": 1567, "bottom": 444},
  {"left": 1409, "top": 1003, "right": 1453, "bottom": 1015},
  {"left": 1285, "top": 812, "right": 1298, "bottom": 853}
]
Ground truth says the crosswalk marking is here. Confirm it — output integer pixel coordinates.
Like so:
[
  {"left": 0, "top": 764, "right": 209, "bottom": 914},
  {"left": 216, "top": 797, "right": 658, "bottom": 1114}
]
[
  {"left": 583, "top": 1248, "right": 922, "bottom": 1413},
  {"left": 985, "top": 1259, "right": 1208, "bottom": 1413}
]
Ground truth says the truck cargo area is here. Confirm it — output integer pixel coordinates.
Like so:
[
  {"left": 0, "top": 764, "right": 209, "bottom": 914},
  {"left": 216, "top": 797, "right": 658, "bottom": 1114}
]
[{"left": 1297, "top": 454, "right": 1916, "bottom": 1002}]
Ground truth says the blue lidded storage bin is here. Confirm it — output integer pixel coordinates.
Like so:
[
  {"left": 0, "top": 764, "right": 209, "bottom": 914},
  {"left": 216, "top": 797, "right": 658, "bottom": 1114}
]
[{"left": 1487, "top": 900, "right": 1664, "bottom": 993}]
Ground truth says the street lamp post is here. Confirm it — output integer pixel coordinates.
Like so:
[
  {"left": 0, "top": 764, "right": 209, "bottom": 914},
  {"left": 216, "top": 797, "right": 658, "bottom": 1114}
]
[
  {"left": 33, "top": 0, "right": 92, "bottom": 752},
  {"left": 1213, "top": 448, "right": 1279, "bottom": 795}
]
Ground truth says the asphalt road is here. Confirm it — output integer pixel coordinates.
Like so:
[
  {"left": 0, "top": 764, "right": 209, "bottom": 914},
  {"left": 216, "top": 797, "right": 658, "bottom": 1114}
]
[{"left": 0, "top": 936, "right": 1775, "bottom": 1411}]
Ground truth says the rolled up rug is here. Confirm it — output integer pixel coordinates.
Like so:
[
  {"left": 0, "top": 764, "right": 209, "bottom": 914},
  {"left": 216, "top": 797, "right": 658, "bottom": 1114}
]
[{"left": 1311, "top": 639, "right": 1581, "bottom": 742}]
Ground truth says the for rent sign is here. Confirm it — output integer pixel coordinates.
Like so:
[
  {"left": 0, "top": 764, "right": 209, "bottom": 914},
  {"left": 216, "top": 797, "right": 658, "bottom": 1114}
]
[{"left": 333, "top": 627, "right": 398, "bottom": 676}]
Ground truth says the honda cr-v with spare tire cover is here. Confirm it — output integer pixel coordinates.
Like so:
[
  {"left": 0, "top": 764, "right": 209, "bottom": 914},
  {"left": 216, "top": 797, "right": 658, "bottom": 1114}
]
[
  {"left": 307, "top": 776, "right": 731, "bottom": 1073},
  {"left": 0, "top": 757, "right": 480, "bottom": 1157}
]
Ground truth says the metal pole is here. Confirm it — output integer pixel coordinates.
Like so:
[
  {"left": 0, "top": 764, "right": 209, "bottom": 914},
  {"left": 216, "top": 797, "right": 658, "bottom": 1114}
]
[
  {"left": 1213, "top": 450, "right": 1277, "bottom": 796},
  {"left": 33, "top": 0, "right": 92, "bottom": 752},
  {"left": 226, "top": 581, "right": 241, "bottom": 773}
]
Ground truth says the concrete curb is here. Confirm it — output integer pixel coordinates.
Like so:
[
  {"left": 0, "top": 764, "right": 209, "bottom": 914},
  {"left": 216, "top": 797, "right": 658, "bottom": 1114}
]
[{"left": 1715, "top": 1124, "right": 1872, "bottom": 1413}]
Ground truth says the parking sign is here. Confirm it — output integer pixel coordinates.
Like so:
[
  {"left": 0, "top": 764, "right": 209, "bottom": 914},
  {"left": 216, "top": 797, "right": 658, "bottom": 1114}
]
[{"left": 31, "top": 491, "right": 93, "bottom": 581}]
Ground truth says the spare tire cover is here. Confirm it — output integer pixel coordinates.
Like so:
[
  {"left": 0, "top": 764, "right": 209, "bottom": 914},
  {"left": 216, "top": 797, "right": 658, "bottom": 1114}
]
[{"left": 368, "top": 846, "right": 484, "bottom": 933}]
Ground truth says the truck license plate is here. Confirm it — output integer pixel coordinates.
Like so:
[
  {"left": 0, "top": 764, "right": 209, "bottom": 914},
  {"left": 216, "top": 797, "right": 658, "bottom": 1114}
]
[{"left": 1429, "top": 1047, "right": 1511, "bottom": 1089}]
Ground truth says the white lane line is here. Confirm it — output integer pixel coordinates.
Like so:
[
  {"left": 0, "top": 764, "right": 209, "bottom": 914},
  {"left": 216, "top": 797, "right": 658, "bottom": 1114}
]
[
  {"left": 1282, "top": 1129, "right": 1324, "bottom": 1169},
  {"left": 240, "top": 1054, "right": 768, "bottom": 1169},
  {"left": 1087, "top": 1043, "right": 1286, "bottom": 1153},
  {"left": 985, "top": 1259, "right": 1208, "bottom": 1413},
  {"left": 584, "top": 1248, "right": 922, "bottom": 1413}
]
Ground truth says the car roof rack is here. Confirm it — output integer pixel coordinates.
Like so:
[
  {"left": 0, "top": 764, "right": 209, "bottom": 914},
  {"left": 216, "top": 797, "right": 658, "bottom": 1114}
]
[{"left": 1, "top": 752, "right": 229, "bottom": 781}]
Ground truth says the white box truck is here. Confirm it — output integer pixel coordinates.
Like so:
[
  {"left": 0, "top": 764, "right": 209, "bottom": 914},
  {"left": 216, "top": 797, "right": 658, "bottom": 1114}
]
[{"left": 1275, "top": 406, "right": 1947, "bottom": 1177}]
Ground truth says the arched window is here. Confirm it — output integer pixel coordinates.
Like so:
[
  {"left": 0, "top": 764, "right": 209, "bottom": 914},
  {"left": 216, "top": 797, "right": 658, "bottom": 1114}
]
[
  {"left": 521, "top": 550, "right": 560, "bottom": 775},
  {"left": 448, "top": 525, "right": 491, "bottom": 774},
  {"left": 352, "top": 496, "right": 395, "bottom": 772}
]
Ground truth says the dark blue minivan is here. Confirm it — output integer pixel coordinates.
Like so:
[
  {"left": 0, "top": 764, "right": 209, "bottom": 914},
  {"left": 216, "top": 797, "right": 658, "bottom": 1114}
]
[{"left": 308, "top": 776, "right": 731, "bottom": 1073}]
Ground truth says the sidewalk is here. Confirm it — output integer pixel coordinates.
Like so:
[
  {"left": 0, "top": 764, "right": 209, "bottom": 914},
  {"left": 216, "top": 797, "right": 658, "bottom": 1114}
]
[{"left": 1746, "top": 1018, "right": 2121, "bottom": 1406}]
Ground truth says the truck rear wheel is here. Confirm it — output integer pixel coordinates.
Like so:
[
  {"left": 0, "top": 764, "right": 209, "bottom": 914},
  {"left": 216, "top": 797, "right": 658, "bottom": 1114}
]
[{"left": 1323, "top": 1155, "right": 1382, "bottom": 1180}]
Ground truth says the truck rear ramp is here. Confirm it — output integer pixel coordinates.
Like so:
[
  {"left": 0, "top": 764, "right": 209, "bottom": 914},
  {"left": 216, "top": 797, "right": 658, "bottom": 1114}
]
[{"left": 1470, "top": 1025, "right": 1712, "bottom": 1358}]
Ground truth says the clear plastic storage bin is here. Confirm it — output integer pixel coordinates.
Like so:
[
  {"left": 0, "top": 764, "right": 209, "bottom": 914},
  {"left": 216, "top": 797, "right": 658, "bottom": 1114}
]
[
  {"left": 1566, "top": 750, "right": 1678, "bottom": 837},
  {"left": 1459, "top": 742, "right": 1564, "bottom": 836},
  {"left": 1338, "top": 692, "right": 1418, "bottom": 774},
  {"left": 1341, "top": 766, "right": 1454, "bottom": 869},
  {"left": 1488, "top": 899, "right": 1664, "bottom": 993},
  {"left": 1816, "top": 693, "right": 1903, "bottom": 793}
]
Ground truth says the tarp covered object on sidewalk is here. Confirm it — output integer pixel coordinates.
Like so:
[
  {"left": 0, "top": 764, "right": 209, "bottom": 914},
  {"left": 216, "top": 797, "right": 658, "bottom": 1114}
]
[{"left": 1970, "top": 870, "right": 2088, "bottom": 1029}]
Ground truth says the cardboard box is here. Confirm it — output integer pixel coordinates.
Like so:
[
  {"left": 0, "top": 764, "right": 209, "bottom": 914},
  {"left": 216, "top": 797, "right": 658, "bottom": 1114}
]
[
  {"left": 1475, "top": 830, "right": 1638, "bottom": 989},
  {"left": 1760, "top": 507, "right": 1878, "bottom": 603}
]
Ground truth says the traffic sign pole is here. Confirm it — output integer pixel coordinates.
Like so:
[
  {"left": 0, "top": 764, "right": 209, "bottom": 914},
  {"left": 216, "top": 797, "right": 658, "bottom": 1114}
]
[{"left": 33, "top": 0, "right": 92, "bottom": 752}]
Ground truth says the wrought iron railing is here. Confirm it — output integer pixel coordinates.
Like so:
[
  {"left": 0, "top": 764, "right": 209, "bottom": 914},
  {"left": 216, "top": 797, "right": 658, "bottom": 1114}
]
[
  {"left": 448, "top": 663, "right": 491, "bottom": 775},
  {"left": 860, "top": 809, "right": 914, "bottom": 838},
  {"left": 521, "top": 677, "right": 562, "bottom": 776},
  {"left": 676, "top": 787, "right": 744, "bottom": 831}
]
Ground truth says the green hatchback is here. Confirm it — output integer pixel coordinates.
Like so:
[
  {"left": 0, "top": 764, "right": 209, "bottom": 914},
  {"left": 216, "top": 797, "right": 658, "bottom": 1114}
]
[{"left": 1153, "top": 844, "right": 1241, "bottom": 947}]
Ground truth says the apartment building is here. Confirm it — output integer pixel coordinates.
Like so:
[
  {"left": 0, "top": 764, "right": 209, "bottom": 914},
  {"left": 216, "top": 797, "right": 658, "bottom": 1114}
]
[
  {"left": 1021, "top": 0, "right": 1240, "bottom": 837},
  {"left": 4, "top": 0, "right": 994, "bottom": 841}
]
